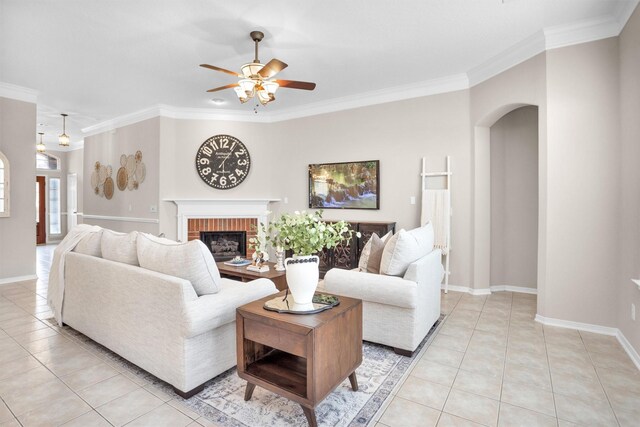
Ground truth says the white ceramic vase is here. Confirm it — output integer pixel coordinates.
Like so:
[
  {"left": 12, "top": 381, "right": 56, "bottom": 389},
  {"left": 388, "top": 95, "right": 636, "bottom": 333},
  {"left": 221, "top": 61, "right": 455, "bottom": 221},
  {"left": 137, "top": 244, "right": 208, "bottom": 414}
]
[{"left": 284, "top": 254, "right": 319, "bottom": 305}]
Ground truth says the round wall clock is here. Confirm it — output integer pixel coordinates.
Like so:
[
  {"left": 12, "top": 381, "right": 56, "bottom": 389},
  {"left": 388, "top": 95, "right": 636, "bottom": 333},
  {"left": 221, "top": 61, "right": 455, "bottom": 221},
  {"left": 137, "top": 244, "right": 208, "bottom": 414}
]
[{"left": 195, "top": 135, "right": 251, "bottom": 189}]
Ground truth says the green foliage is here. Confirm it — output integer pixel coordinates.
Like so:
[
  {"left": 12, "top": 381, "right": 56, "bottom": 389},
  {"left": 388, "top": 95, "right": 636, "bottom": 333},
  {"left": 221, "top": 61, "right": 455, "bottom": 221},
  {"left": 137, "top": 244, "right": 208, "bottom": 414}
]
[{"left": 261, "top": 210, "right": 359, "bottom": 256}]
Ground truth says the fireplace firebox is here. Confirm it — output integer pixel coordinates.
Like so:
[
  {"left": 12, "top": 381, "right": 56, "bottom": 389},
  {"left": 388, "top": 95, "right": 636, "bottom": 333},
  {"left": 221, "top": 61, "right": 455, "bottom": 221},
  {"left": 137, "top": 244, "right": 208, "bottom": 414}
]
[{"left": 200, "top": 231, "right": 247, "bottom": 262}]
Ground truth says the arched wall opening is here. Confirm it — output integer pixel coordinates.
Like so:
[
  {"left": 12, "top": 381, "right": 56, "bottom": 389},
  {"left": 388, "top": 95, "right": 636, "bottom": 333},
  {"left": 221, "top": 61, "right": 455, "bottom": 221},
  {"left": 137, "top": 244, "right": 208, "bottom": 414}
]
[
  {"left": 489, "top": 106, "right": 539, "bottom": 292},
  {"left": 472, "top": 102, "right": 544, "bottom": 314}
]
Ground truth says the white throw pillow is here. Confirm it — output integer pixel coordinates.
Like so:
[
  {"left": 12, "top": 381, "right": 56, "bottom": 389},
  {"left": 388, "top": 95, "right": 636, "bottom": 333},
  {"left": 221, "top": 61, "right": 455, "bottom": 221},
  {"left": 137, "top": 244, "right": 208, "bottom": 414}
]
[
  {"left": 136, "top": 233, "right": 221, "bottom": 296},
  {"left": 101, "top": 230, "right": 139, "bottom": 266},
  {"left": 380, "top": 223, "right": 435, "bottom": 276},
  {"left": 358, "top": 231, "right": 392, "bottom": 272},
  {"left": 73, "top": 230, "right": 103, "bottom": 257}
]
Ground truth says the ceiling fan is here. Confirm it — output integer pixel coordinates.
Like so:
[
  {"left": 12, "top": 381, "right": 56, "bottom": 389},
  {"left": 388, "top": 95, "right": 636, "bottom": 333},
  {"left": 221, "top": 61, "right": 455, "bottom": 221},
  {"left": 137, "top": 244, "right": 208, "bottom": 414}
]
[{"left": 200, "top": 30, "right": 316, "bottom": 106}]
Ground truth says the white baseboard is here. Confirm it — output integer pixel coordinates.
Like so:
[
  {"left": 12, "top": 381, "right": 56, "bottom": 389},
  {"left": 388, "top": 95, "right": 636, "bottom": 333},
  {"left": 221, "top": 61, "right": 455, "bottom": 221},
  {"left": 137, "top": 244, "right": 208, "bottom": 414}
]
[
  {"left": 443, "top": 284, "right": 535, "bottom": 296},
  {"left": 443, "top": 285, "right": 490, "bottom": 295},
  {"left": 534, "top": 314, "right": 618, "bottom": 335},
  {"left": 0, "top": 275, "right": 38, "bottom": 286},
  {"left": 535, "top": 314, "right": 640, "bottom": 372},
  {"left": 490, "top": 285, "right": 537, "bottom": 294},
  {"left": 617, "top": 330, "right": 640, "bottom": 371}
]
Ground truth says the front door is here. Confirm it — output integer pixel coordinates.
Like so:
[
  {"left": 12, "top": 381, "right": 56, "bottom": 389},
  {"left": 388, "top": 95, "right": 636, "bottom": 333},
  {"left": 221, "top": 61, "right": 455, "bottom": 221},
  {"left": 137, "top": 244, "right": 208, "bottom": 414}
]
[{"left": 36, "top": 176, "right": 46, "bottom": 244}]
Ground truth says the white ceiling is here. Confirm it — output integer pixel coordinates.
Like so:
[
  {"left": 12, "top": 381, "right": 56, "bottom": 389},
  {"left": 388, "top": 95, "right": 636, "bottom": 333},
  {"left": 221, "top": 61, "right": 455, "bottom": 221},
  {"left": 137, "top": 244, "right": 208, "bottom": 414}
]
[{"left": 0, "top": 0, "right": 637, "bottom": 149}]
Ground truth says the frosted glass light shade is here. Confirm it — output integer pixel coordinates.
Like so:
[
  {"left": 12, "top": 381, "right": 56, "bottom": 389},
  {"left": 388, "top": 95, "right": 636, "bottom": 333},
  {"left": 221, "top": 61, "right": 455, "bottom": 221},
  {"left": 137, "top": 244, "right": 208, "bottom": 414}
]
[
  {"left": 241, "top": 63, "right": 264, "bottom": 77},
  {"left": 262, "top": 80, "right": 279, "bottom": 95},
  {"left": 58, "top": 134, "right": 70, "bottom": 147}
]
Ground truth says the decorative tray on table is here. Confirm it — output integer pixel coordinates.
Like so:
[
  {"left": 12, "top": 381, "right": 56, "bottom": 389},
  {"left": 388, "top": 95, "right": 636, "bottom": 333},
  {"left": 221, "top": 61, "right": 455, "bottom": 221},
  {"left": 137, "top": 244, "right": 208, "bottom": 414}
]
[
  {"left": 263, "top": 292, "right": 340, "bottom": 315},
  {"left": 223, "top": 257, "right": 251, "bottom": 267}
]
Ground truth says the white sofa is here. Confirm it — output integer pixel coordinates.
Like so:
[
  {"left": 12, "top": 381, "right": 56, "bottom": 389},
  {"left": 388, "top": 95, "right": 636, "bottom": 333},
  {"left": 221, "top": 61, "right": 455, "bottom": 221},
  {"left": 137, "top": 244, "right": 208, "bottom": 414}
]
[
  {"left": 62, "top": 247, "right": 277, "bottom": 397},
  {"left": 323, "top": 248, "right": 443, "bottom": 356}
]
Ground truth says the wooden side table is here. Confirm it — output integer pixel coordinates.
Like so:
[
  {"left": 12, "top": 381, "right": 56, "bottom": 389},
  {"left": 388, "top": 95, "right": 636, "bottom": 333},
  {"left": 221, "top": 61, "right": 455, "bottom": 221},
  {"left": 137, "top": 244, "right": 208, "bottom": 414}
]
[
  {"left": 216, "top": 261, "right": 288, "bottom": 291},
  {"left": 236, "top": 291, "right": 363, "bottom": 427}
]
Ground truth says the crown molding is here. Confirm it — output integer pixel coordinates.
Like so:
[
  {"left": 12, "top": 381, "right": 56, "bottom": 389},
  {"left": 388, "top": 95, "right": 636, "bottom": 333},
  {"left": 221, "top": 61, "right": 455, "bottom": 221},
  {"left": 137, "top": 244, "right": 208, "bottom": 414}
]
[
  {"left": 544, "top": 16, "right": 621, "bottom": 50},
  {"left": 267, "top": 73, "right": 470, "bottom": 122},
  {"left": 82, "top": 74, "right": 469, "bottom": 134},
  {"left": 81, "top": 3, "right": 639, "bottom": 134},
  {"left": 467, "top": 30, "right": 546, "bottom": 87},
  {"left": 614, "top": 0, "right": 640, "bottom": 31},
  {"left": 0, "top": 82, "right": 38, "bottom": 104}
]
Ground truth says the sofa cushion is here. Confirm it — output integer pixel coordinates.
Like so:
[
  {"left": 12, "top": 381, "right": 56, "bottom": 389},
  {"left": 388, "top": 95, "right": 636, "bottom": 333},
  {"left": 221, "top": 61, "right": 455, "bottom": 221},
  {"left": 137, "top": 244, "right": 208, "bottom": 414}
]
[
  {"left": 136, "top": 233, "right": 222, "bottom": 296},
  {"left": 358, "top": 231, "right": 391, "bottom": 272},
  {"left": 73, "top": 230, "right": 103, "bottom": 257},
  {"left": 101, "top": 230, "right": 139, "bottom": 265},
  {"left": 366, "top": 234, "right": 386, "bottom": 274},
  {"left": 380, "top": 223, "right": 434, "bottom": 276}
]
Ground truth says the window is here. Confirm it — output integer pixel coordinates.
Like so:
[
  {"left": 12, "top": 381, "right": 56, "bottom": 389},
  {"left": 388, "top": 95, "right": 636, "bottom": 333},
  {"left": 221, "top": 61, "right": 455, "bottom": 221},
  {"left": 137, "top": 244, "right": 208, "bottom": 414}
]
[
  {"left": 36, "top": 152, "right": 59, "bottom": 170},
  {"left": 0, "top": 151, "right": 9, "bottom": 217},
  {"left": 49, "top": 178, "right": 61, "bottom": 234}
]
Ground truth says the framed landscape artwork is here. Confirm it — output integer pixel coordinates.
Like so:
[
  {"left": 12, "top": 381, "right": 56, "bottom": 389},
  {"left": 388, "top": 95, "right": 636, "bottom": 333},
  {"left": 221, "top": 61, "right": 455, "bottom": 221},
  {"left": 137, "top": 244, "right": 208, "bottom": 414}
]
[{"left": 308, "top": 160, "right": 379, "bottom": 210}]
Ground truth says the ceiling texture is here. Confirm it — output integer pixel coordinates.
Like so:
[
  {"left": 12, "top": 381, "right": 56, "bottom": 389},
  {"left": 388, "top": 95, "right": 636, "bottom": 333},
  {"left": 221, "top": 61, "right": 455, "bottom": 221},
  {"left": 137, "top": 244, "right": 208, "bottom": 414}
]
[{"left": 0, "top": 0, "right": 637, "bottom": 149}]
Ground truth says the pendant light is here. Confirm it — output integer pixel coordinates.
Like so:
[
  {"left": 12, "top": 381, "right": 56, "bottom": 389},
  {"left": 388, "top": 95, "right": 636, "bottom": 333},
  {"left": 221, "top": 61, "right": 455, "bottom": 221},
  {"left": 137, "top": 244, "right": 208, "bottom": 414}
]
[
  {"left": 36, "top": 132, "right": 46, "bottom": 153},
  {"left": 58, "top": 113, "right": 70, "bottom": 147}
]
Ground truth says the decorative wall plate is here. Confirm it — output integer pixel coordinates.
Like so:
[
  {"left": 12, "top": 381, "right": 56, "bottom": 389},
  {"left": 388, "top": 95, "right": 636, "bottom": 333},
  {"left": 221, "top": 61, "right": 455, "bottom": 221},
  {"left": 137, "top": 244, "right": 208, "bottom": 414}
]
[
  {"left": 120, "top": 154, "right": 127, "bottom": 167},
  {"left": 135, "top": 162, "right": 146, "bottom": 183},
  {"left": 116, "top": 167, "right": 128, "bottom": 191},
  {"left": 90, "top": 170, "right": 99, "bottom": 188},
  {"left": 125, "top": 155, "right": 136, "bottom": 175},
  {"left": 104, "top": 177, "right": 114, "bottom": 200}
]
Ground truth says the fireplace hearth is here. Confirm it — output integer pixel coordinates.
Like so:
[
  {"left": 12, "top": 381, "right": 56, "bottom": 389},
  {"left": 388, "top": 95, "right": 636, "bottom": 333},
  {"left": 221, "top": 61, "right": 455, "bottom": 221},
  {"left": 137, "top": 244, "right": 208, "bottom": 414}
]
[{"left": 200, "top": 231, "right": 247, "bottom": 262}]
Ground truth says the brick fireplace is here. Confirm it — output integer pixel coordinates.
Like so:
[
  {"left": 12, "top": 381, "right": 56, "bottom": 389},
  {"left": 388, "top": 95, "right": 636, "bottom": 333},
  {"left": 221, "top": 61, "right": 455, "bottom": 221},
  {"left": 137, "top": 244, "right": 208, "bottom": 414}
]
[
  {"left": 169, "top": 199, "right": 279, "bottom": 251},
  {"left": 188, "top": 218, "right": 257, "bottom": 260}
]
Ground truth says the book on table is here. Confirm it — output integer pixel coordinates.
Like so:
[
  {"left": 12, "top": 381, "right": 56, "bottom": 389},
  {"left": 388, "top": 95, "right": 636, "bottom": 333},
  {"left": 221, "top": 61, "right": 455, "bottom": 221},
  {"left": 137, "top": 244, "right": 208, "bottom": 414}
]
[{"left": 246, "top": 265, "right": 270, "bottom": 273}]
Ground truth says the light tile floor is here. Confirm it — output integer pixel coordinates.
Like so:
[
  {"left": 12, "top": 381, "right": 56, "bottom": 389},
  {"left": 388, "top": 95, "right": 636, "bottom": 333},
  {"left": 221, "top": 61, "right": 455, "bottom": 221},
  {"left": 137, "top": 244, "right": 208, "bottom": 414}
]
[
  {"left": 0, "top": 245, "right": 638, "bottom": 426},
  {"left": 375, "top": 291, "right": 640, "bottom": 427}
]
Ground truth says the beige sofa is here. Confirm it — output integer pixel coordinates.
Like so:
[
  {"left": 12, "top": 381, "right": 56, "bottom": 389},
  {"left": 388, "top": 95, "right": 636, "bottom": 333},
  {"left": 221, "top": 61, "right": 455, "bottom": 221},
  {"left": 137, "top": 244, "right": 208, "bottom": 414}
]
[{"left": 61, "top": 232, "right": 277, "bottom": 397}]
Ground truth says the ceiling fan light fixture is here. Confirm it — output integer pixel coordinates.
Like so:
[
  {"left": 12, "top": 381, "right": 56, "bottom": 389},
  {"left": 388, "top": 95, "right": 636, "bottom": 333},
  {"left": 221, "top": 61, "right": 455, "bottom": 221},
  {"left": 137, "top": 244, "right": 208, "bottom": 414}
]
[
  {"left": 37, "top": 132, "right": 46, "bottom": 153},
  {"left": 262, "top": 80, "right": 279, "bottom": 96},
  {"left": 234, "top": 87, "right": 249, "bottom": 103},
  {"left": 241, "top": 63, "right": 264, "bottom": 78},
  {"left": 58, "top": 113, "right": 70, "bottom": 147},
  {"left": 239, "top": 78, "right": 256, "bottom": 96}
]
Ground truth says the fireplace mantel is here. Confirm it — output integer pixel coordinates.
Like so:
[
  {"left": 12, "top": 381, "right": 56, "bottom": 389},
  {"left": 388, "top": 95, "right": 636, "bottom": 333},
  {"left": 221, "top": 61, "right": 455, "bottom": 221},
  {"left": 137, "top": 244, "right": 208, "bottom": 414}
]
[{"left": 165, "top": 198, "right": 280, "bottom": 242}]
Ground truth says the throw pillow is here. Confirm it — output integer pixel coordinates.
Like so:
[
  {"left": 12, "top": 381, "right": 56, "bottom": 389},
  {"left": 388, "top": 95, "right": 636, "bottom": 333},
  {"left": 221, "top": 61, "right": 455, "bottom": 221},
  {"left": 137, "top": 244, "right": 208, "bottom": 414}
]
[
  {"left": 136, "top": 233, "right": 221, "bottom": 296},
  {"left": 73, "top": 229, "right": 103, "bottom": 257},
  {"left": 380, "top": 222, "right": 435, "bottom": 276},
  {"left": 101, "top": 230, "right": 139, "bottom": 266},
  {"left": 365, "top": 233, "right": 386, "bottom": 274},
  {"left": 358, "top": 231, "right": 392, "bottom": 272}
]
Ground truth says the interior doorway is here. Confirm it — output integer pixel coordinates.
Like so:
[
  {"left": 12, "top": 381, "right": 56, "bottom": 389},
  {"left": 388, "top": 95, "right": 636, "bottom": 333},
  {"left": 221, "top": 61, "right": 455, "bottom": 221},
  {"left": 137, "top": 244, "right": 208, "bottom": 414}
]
[
  {"left": 489, "top": 106, "right": 539, "bottom": 292},
  {"left": 36, "top": 176, "right": 46, "bottom": 244}
]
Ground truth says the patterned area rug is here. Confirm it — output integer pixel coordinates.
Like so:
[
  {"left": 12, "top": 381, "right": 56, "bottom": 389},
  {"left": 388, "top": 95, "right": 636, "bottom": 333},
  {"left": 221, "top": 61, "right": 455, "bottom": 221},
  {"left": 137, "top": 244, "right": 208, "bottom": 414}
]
[{"left": 53, "top": 316, "right": 444, "bottom": 427}]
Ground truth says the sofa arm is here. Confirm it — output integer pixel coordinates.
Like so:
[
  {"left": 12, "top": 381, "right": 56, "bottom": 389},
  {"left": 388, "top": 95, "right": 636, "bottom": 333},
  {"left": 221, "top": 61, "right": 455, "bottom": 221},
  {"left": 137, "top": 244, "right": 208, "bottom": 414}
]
[
  {"left": 182, "top": 278, "right": 277, "bottom": 338},
  {"left": 404, "top": 249, "right": 444, "bottom": 287},
  {"left": 323, "top": 268, "right": 418, "bottom": 309}
]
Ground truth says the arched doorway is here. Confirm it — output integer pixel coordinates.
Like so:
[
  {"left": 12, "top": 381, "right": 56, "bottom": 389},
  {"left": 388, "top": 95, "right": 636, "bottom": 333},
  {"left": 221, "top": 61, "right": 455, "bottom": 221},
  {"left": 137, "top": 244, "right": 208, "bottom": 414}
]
[{"left": 472, "top": 103, "right": 544, "bottom": 314}]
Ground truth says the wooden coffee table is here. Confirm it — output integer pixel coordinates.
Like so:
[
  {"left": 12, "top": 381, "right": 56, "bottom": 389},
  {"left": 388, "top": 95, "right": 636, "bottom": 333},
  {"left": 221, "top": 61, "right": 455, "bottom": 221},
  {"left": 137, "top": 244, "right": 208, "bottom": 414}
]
[
  {"left": 217, "top": 261, "right": 288, "bottom": 291},
  {"left": 236, "top": 291, "right": 363, "bottom": 427}
]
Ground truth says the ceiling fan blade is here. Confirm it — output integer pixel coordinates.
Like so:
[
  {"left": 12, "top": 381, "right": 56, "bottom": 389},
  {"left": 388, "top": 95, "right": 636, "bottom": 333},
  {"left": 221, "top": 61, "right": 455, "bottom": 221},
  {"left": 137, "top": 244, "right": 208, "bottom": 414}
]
[
  {"left": 275, "top": 79, "right": 316, "bottom": 90},
  {"left": 206, "top": 83, "right": 239, "bottom": 93},
  {"left": 258, "top": 59, "right": 288, "bottom": 78},
  {"left": 200, "top": 64, "right": 240, "bottom": 77}
]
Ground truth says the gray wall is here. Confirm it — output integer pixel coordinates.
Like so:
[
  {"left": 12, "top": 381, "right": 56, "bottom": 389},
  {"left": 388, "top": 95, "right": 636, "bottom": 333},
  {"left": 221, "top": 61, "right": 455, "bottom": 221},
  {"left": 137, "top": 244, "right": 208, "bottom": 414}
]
[
  {"left": 0, "top": 96, "right": 36, "bottom": 281},
  {"left": 490, "top": 106, "right": 538, "bottom": 289},
  {"left": 618, "top": 5, "right": 640, "bottom": 358},
  {"left": 543, "top": 37, "right": 620, "bottom": 328},
  {"left": 82, "top": 118, "right": 160, "bottom": 234}
]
